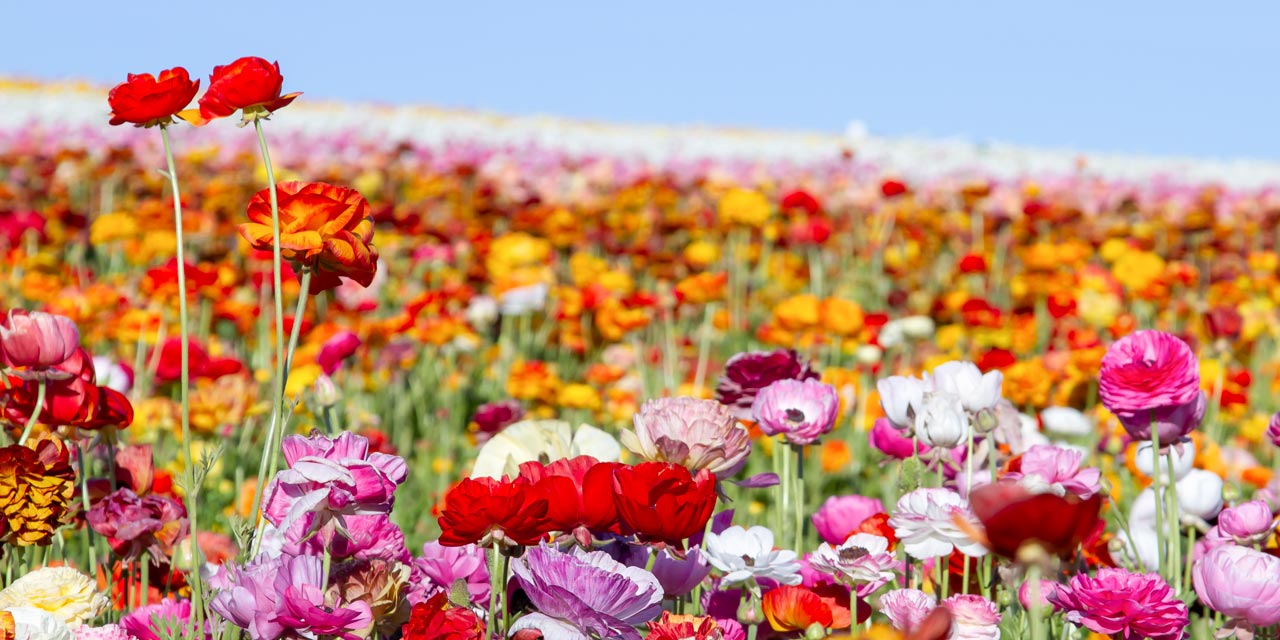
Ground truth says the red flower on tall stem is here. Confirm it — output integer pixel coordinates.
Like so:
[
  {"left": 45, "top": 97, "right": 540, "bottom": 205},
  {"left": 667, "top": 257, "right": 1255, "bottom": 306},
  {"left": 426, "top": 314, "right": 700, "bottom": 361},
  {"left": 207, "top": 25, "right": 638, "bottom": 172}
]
[
  {"left": 107, "top": 67, "right": 200, "bottom": 127},
  {"left": 965, "top": 483, "right": 1103, "bottom": 561},
  {"left": 518, "top": 456, "right": 621, "bottom": 545},
  {"left": 612, "top": 462, "right": 716, "bottom": 548},
  {"left": 187, "top": 56, "right": 301, "bottom": 125},
  {"left": 436, "top": 476, "right": 551, "bottom": 548}
]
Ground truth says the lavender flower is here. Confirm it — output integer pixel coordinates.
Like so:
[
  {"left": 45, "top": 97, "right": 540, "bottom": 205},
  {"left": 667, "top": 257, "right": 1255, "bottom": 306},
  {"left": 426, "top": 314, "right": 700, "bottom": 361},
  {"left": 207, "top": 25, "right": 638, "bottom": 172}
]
[{"left": 509, "top": 543, "right": 663, "bottom": 640}]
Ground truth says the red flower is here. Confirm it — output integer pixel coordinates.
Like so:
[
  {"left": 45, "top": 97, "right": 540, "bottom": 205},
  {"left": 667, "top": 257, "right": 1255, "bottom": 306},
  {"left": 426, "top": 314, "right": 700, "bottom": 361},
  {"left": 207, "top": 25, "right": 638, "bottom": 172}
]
[
  {"left": 436, "top": 476, "right": 551, "bottom": 548},
  {"left": 967, "top": 482, "right": 1103, "bottom": 560},
  {"left": 402, "top": 592, "right": 485, "bottom": 640},
  {"left": 881, "top": 179, "right": 909, "bottom": 198},
  {"left": 780, "top": 190, "right": 822, "bottom": 215},
  {"left": 518, "top": 456, "right": 621, "bottom": 545},
  {"left": 107, "top": 67, "right": 200, "bottom": 127},
  {"left": 1, "top": 348, "right": 132, "bottom": 430},
  {"left": 189, "top": 57, "right": 301, "bottom": 125},
  {"left": 612, "top": 462, "right": 716, "bottom": 547},
  {"left": 149, "top": 338, "right": 243, "bottom": 384},
  {"left": 957, "top": 253, "right": 987, "bottom": 274},
  {"left": 762, "top": 585, "right": 852, "bottom": 633}
]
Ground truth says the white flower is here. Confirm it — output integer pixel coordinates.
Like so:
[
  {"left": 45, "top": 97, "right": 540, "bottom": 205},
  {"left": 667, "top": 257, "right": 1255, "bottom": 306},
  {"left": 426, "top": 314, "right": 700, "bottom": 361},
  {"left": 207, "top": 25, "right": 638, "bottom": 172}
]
[
  {"left": 914, "top": 392, "right": 969, "bottom": 449},
  {"left": 470, "top": 419, "right": 621, "bottom": 479},
  {"left": 877, "top": 320, "right": 906, "bottom": 349},
  {"left": 877, "top": 376, "right": 925, "bottom": 430},
  {"left": 703, "top": 526, "right": 802, "bottom": 587},
  {"left": 90, "top": 356, "right": 131, "bottom": 394},
  {"left": 1177, "top": 469, "right": 1224, "bottom": 521},
  {"left": 942, "top": 594, "right": 1002, "bottom": 640},
  {"left": 465, "top": 295, "right": 499, "bottom": 329},
  {"left": 808, "top": 533, "right": 898, "bottom": 596},
  {"left": 854, "top": 344, "right": 883, "bottom": 365},
  {"left": 900, "top": 316, "right": 936, "bottom": 339},
  {"left": 7, "top": 607, "right": 72, "bottom": 640},
  {"left": 0, "top": 568, "right": 107, "bottom": 626},
  {"left": 928, "top": 361, "right": 1002, "bottom": 413},
  {"left": 1117, "top": 525, "right": 1160, "bottom": 571},
  {"left": 889, "top": 488, "right": 988, "bottom": 559},
  {"left": 1133, "top": 440, "right": 1195, "bottom": 482},
  {"left": 1039, "top": 406, "right": 1092, "bottom": 436},
  {"left": 498, "top": 282, "right": 549, "bottom": 315}
]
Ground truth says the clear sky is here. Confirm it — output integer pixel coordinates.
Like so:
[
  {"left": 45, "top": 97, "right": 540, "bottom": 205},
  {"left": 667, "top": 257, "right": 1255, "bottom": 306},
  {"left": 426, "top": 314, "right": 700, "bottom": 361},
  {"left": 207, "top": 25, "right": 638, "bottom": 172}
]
[{"left": 6, "top": 2, "right": 1279, "bottom": 160}]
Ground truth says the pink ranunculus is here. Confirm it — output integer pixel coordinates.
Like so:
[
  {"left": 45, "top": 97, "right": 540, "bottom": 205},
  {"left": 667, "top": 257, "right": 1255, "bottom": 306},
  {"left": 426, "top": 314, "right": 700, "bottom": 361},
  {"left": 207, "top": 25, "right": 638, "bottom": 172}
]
[
  {"left": 888, "top": 488, "right": 988, "bottom": 559},
  {"left": 72, "top": 624, "right": 130, "bottom": 640},
  {"left": 1267, "top": 410, "right": 1280, "bottom": 447},
  {"left": 119, "top": 598, "right": 191, "bottom": 640},
  {"left": 623, "top": 396, "right": 751, "bottom": 479},
  {"left": 1049, "top": 568, "right": 1188, "bottom": 640},
  {"left": 811, "top": 494, "right": 885, "bottom": 545},
  {"left": 715, "top": 348, "right": 818, "bottom": 420},
  {"left": 317, "top": 331, "right": 362, "bottom": 375},
  {"left": 408, "top": 540, "right": 491, "bottom": 607},
  {"left": 0, "top": 309, "right": 79, "bottom": 379},
  {"left": 1099, "top": 330, "right": 1202, "bottom": 445},
  {"left": 1217, "top": 500, "right": 1275, "bottom": 545},
  {"left": 1193, "top": 544, "right": 1280, "bottom": 633},
  {"left": 276, "top": 554, "right": 373, "bottom": 639},
  {"left": 751, "top": 378, "right": 840, "bottom": 445},
  {"left": 869, "top": 417, "right": 929, "bottom": 460},
  {"left": 879, "top": 588, "right": 936, "bottom": 633},
  {"left": 941, "top": 594, "right": 1001, "bottom": 640},
  {"left": 286, "top": 512, "right": 410, "bottom": 564},
  {"left": 1017, "top": 579, "right": 1060, "bottom": 610},
  {"left": 1002, "top": 444, "right": 1101, "bottom": 499},
  {"left": 86, "top": 488, "right": 189, "bottom": 562}
]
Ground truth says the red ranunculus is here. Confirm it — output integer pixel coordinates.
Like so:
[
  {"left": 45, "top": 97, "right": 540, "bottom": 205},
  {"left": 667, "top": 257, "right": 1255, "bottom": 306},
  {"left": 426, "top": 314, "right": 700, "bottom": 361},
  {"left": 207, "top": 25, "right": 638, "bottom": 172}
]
[
  {"left": 2, "top": 347, "right": 96, "bottom": 427},
  {"left": 436, "top": 476, "right": 551, "bottom": 548},
  {"left": 967, "top": 482, "right": 1103, "bottom": 560},
  {"left": 190, "top": 57, "right": 301, "bottom": 125},
  {"left": 401, "top": 592, "right": 485, "bottom": 640},
  {"left": 107, "top": 67, "right": 200, "bottom": 127},
  {"left": 612, "top": 462, "right": 716, "bottom": 548},
  {"left": 518, "top": 456, "right": 621, "bottom": 545}
]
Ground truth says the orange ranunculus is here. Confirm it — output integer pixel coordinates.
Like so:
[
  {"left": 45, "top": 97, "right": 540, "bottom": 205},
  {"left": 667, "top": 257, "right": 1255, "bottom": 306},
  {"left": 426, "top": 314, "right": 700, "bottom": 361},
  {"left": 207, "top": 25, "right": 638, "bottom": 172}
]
[
  {"left": 239, "top": 181, "right": 378, "bottom": 294},
  {"left": 763, "top": 585, "right": 853, "bottom": 633},
  {"left": 190, "top": 56, "right": 301, "bottom": 125},
  {"left": 107, "top": 67, "right": 200, "bottom": 127}
]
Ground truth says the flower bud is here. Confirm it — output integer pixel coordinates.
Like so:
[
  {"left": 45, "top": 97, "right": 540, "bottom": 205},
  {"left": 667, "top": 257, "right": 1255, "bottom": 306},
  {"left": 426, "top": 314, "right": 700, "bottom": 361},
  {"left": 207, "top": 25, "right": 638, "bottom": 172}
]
[{"left": 313, "top": 374, "right": 339, "bottom": 408}]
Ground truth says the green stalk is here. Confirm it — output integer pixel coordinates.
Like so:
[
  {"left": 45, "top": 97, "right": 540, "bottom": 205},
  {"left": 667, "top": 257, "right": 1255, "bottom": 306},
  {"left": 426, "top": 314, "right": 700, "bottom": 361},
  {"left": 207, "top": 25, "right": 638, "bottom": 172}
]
[
  {"left": 793, "top": 443, "right": 805, "bottom": 554},
  {"left": 1027, "top": 565, "right": 1045, "bottom": 640},
  {"left": 160, "top": 124, "right": 204, "bottom": 632},
  {"left": 488, "top": 543, "right": 501, "bottom": 639},
  {"left": 16, "top": 380, "right": 45, "bottom": 445},
  {"left": 1166, "top": 447, "right": 1181, "bottom": 594},
  {"left": 1149, "top": 419, "right": 1164, "bottom": 581}
]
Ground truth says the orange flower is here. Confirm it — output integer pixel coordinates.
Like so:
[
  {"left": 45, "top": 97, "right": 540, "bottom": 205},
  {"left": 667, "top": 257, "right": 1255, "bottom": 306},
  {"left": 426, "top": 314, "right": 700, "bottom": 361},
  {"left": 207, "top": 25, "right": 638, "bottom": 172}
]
[
  {"left": 189, "top": 56, "right": 301, "bottom": 125},
  {"left": 239, "top": 181, "right": 378, "bottom": 294},
  {"left": 763, "top": 585, "right": 852, "bottom": 633},
  {"left": 0, "top": 439, "right": 76, "bottom": 546},
  {"left": 107, "top": 67, "right": 199, "bottom": 127}
]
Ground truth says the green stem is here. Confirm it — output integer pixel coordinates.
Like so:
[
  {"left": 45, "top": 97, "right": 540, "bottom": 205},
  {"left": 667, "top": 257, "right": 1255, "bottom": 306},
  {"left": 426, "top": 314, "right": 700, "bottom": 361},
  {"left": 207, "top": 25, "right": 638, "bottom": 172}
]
[
  {"left": 1027, "top": 565, "right": 1045, "bottom": 640},
  {"left": 74, "top": 441, "right": 96, "bottom": 575},
  {"left": 1149, "top": 421, "right": 1164, "bottom": 580},
  {"left": 16, "top": 380, "right": 45, "bottom": 445},
  {"left": 160, "top": 124, "right": 205, "bottom": 633},
  {"left": 488, "top": 543, "right": 501, "bottom": 639},
  {"left": 1166, "top": 447, "right": 1181, "bottom": 594},
  {"left": 793, "top": 444, "right": 805, "bottom": 554}
]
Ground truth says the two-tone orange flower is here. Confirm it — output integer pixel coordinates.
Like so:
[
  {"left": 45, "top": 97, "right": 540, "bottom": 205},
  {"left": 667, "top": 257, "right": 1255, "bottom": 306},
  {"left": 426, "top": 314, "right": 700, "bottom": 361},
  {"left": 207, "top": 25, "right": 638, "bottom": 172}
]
[
  {"left": 189, "top": 56, "right": 301, "bottom": 125},
  {"left": 762, "top": 585, "right": 853, "bottom": 634},
  {"left": 239, "top": 181, "right": 379, "bottom": 294},
  {"left": 107, "top": 67, "right": 200, "bottom": 127}
]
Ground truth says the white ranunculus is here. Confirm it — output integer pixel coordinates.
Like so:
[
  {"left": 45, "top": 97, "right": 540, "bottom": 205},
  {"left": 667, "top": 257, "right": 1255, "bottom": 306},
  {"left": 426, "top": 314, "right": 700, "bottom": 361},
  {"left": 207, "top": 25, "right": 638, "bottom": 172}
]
[
  {"left": 498, "top": 282, "right": 548, "bottom": 316},
  {"left": 8, "top": 607, "right": 72, "bottom": 640},
  {"left": 1177, "top": 469, "right": 1224, "bottom": 521},
  {"left": 877, "top": 375, "right": 925, "bottom": 430},
  {"left": 470, "top": 419, "right": 621, "bottom": 479},
  {"left": 1133, "top": 440, "right": 1196, "bottom": 482},
  {"left": 1039, "top": 406, "right": 1093, "bottom": 437},
  {"left": 915, "top": 392, "right": 969, "bottom": 449},
  {"left": 704, "top": 526, "right": 802, "bottom": 587},
  {"left": 928, "top": 361, "right": 1003, "bottom": 413}
]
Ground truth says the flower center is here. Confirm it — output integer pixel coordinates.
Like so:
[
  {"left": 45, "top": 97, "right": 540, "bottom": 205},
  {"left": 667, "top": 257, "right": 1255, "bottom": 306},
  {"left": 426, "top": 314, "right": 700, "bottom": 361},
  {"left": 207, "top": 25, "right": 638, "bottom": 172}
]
[
  {"left": 839, "top": 546, "right": 870, "bottom": 563},
  {"left": 785, "top": 408, "right": 806, "bottom": 423},
  {"left": 741, "top": 554, "right": 756, "bottom": 567}
]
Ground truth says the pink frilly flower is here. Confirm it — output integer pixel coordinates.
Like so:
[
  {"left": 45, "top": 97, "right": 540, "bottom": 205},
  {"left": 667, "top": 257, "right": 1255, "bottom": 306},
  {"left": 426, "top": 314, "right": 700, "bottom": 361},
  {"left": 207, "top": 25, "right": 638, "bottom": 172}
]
[
  {"left": 879, "top": 588, "right": 936, "bottom": 633},
  {"left": 623, "top": 396, "right": 751, "bottom": 479},
  {"left": 1267, "top": 411, "right": 1280, "bottom": 447},
  {"left": 408, "top": 540, "right": 491, "bottom": 607},
  {"left": 86, "top": 488, "right": 189, "bottom": 562},
  {"left": 808, "top": 533, "right": 900, "bottom": 597},
  {"left": 1017, "top": 579, "right": 1060, "bottom": 610},
  {"left": 1217, "top": 500, "right": 1275, "bottom": 545},
  {"left": 751, "top": 378, "right": 839, "bottom": 445},
  {"left": 941, "top": 594, "right": 1001, "bottom": 640},
  {"left": 72, "top": 624, "right": 131, "bottom": 640},
  {"left": 285, "top": 512, "right": 410, "bottom": 564},
  {"left": 1002, "top": 445, "right": 1102, "bottom": 499},
  {"left": 1049, "top": 568, "right": 1188, "bottom": 640},
  {"left": 1099, "top": 330, "right": 1203, "bottom": 445},
  {"left": 888, "top": 488, "right": 988, "bottom": 559},
  {"left": 119, "top": 598, "right": 191, "bottom": 640},
  {"left": 211, "top": 553, "right": 372, "bottom": 640},
  {"left": 1193, "top": 544, "right": 1280, "bottom": 635},
  {"left": 811, "top": 494, "right": 885, "bottom": 545}
]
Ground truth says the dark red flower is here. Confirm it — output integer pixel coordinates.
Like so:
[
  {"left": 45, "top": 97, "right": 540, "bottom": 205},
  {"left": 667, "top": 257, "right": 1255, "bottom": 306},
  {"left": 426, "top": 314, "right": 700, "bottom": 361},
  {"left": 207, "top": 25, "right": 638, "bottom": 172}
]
[
  {"left": 967, "top": 483, "right": 1103, "bottom": 560},
  {"left": 612, "top": 462, "right": 716, "bottom": 548},
  {"left": 436, "top": 476, "right": 551, "bottom": 548},
  {"left": 149, "top": 338, "right": 243, "bottom": 384},
  {"left": 191, "top": 57, "right": 300, "bottom": 125},
  {"left": 1205, "top": 306, "right": 1243, "bottom": 341},
  {"left": 881, "top": 179, "right": 908, "bottom": 198},
  {"left": 518, "top": 456, "right": 621, "bottom": 545},
  {"left": 401, "top": 592, "right": 485, "bottom": 640},
  {"left": 957, "top": 253, "right": 987, "bottom": 274},
  {"left": 107, "top": 67, "right": 200, "bottom": 127},
  {"left": 780, "top": 190, "right": 822, "bottom": 215},
  {"left": 469, "top": 400, "right": 523, "bottom": 444},
  {"left": 715, "top": 348, "right": 819, "bottom": 420},
  {"left": 87, "top": 487, "right": 189, "bottom": 562}
]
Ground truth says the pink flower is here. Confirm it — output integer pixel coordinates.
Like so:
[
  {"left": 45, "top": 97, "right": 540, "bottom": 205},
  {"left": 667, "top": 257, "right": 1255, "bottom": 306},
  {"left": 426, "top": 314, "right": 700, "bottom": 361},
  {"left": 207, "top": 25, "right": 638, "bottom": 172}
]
[
  {"left": 1267, "top": 411, "right": 1280, "bottom": 447},
  {"left": 879, "top": 588, "right": 936, "bottom": 633},
  {"left": 0, "top": 310, "right": 79, "bottom": 380},
  {"left": 1049, "top": 568, "right": 1188, "bottom": 640},
  {"left": 869, "top": 417, "right": 929, "bottom": 459},
  {"left": 808, "top": 533, "right": 899, "bottom": 597},
  {"left": 888, "top": 488, "right": 987, "bottom": 559},
  {"left": 811, "top": 494, "right": 885, "bottom": 545},
  {"left": 1017, "top": 580, "right": 1060, "bottom": 610},
  {"left": 1002, "top": 445, "right": 1101, "bottom": 499},
  {"left": 408, "top": 540, "right": 490, "bottom": 607},
  {"left": 1217, "top": 500, "right": 1275, "bottom": 545},
  {"left": 72, "top": 624, "right": 130, "bottom": 640},
  {"left": 285, "top": 513, "right": 410, "bottom": 563},
  {"left": 317, "top": 331, "right": 361, "bottom": 375},
  {"left": 276, "top": 555, "right": 374, "bottom": 640},
  {"left": 1193, "top": 544, "right": 1280, "bottom": 633},
  {"left": 87, "top": 488, "right": 189, "bottom": 562},
  {"left": 941, "top": 594, "right": 1001, "bottom": 640},
  {"left": 751, "top": 379, "right": 840, "bottom": 445},
  {"left": 1099, "top": 330, "right": 1202, "bottom": 445},
  {"left": 623, "top": 397, "right": 751, "bottom": 479},
  {"left": 119, "top": 598, "right": 190, "bottom": 640}
]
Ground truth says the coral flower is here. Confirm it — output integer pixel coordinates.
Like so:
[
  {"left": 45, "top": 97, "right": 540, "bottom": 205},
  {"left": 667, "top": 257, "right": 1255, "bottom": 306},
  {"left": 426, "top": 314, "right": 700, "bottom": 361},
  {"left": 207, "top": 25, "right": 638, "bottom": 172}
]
[
  {"left": 240, "top": 181, "right": 379, "bottom": 294},
  {"left": 193, "top": 56, "right": 300, "bottom": 124},
  {"left": 966, "top": 482, "right": 1102, "bottom": 560},
  {"left": 0, "top": 310, "right": 79, "bottom": 380},
  {"left": 1049, "top": 568, "right": 1187, "bottom": 640},
  {"left": 0, "top": 440, "right": 76, "bottom": 546},
  {"left": 623, "top": 397, "right": 751, "bottom": 480},
  {"left": 761, "top": 585, "right": 852, "bottom": 633},
  {"left": 1099, "top": 330, "right": 1202, "bottom": 445},
  {"left": 107, "top": 67, "right": 199, "bottom": 127},
  {"left": 436, "top": 476, "right": 551, "bottom": 548},
  {"left": 401, "top": 592, "right": 484, "bottom": 640},
  {"left": 612, "top": 462, "right": 717, "bottom": 548}
]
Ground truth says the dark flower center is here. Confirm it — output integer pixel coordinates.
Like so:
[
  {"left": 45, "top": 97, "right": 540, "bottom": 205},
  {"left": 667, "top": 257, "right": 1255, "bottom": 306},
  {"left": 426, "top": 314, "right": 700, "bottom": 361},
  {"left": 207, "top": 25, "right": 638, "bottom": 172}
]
[
  {"left": 741, "top": 554, "right": 756, "bottom": 567},
  {"left": 785, "top": 408, "right": 806, "bottom": 423},
  {"left": 839, "top": 546, "right": 870, "bottom": 562}
]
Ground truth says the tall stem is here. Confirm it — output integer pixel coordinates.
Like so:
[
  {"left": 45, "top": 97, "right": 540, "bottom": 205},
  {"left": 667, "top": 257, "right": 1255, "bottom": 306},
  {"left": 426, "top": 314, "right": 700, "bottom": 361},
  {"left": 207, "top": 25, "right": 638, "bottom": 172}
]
[
  {"left": 16, "top": 380, "right": 45, "bottom": 445},
  {"left": 793, "top": 444, "right": 805, "bottom": 554},
  {"left": 160, "top": 124, "right": 205, "bottom": 632},
  {"left": 488, "top": 543, "right": 501, "bottom": 639},
  {"left": 1165, "top": 447, "right": 1181, "bottom": 594},
  {"left": 1148, "top": 422, "right": 1164, "bottom": 580}
]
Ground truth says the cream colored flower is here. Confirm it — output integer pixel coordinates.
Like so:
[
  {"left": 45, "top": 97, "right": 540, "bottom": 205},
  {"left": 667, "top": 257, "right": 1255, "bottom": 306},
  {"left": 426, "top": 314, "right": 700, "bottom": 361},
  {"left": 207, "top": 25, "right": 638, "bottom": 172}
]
[
  {"left": 7, "top": 607, "right": 72, "bottom": 640},
  {"left": 470, "top": 419, "right": 621, "bottom": 479},
  {"left": 0, "top": 568, "right": 107, "bottom": 626}
]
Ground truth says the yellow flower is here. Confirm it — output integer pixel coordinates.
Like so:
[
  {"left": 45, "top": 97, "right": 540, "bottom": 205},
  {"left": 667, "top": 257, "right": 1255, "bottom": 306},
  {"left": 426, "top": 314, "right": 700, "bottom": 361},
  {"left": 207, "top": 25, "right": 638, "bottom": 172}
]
[
  {"left": 820, "top": 298, "right": 864, "bottom": 337},
  {"left": 1112, "top": 250, "right": 1165, "bottom": 293},
  {"left": 557, "top": 383, "right": 602, "bottom": 411},
  {"left": 486, "top": 232, "right": 552, "bottom": 279},
  {"left": 684, "top": 240, "right": 720, "bottom": 270},
  {"left": 0, "top": 567, "right": 107, "bottom": 626},
  {"left": 773, "top": 294, "right": 821, "bottom": 331},
  {"left": 717, "top": 188, "right": 771, "bottom": 228}
]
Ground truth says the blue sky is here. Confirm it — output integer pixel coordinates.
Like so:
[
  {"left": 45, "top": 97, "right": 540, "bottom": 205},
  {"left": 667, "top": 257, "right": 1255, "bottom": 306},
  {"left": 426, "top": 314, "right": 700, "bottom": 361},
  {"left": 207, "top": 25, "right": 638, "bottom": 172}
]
[{"left": 6, "top": 2, "right": 1279, "bottom": 160}]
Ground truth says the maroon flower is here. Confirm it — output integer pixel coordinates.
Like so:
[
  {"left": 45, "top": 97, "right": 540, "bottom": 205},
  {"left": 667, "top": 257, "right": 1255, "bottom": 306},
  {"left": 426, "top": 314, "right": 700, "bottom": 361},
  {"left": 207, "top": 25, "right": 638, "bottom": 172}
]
[
  {"left": 715, "top": 349, "right": 818, "bottom": 420},
  {"left": 87, "top": 488, "right": 189, "bottom": 562},
  {"left": 470, "top": 400, "right": 523, "bottom": 444}
]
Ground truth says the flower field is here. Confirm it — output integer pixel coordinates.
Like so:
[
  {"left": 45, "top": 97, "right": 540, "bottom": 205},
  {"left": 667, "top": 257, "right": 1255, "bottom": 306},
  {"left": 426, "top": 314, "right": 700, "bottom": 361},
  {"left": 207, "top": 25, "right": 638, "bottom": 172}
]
[{"left": 2, "top": 59, "right": 1280, "bottom": 639}]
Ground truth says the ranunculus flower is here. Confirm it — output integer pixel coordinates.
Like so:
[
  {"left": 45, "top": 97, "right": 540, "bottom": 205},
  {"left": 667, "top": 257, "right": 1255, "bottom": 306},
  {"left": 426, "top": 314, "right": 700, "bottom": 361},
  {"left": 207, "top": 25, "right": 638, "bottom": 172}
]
[
  {"left": 623, "top": 397, "right": 751, "bottom": 480},
  {"left": 509, "top": 543, "right": 663, "bottom": 640},
  {"left": 869, "top": 417, "right": 930, "bottom": 459},
  {"left": 518, "top": 456, "right": 621, "bottom": 544},
  {"left": 107, "top": 68, "right": 199, "bottom": 127},
  {"left": 1002, "top": 445, "right": 1102, "bottom": 499},
  {"left": 1049, "top": 568, "right": 1187, "bottom": 640},
  {"left": 940, "top": 594, "right": 1000, "bottom": 640},
  {"left": 648, "top": 545, "right": 712, "bottom": 597},
  {"left": 704, "top": 525, "right": 802, "bottom": 587},
  {"left": 194, "top": 56, "right": 300, "bottom": 124},
  {"left": 118, "top": 598, "right": 190, "bottom": 640},
  {"left": 469, "top": 400, "right": 523, "bottom": 444},
  {"left": 436, "top": 476, "right": 552, "bottom": 548},
  {"left": 752, "top": 379, "right": 840, "bottom": 445},
  {"left": 401, "top": 592, "right": 484, "bottom": 640},
  {"left": 0, "top": 310, "right": 79, "bottom": 380},
  {"left": 326, "top": 559, "right": 412, "bottom": 638},
  {"left": 240, "top": 182, "right": 379, "bottom": 294},
  {"left": 967, "top": 482, "right": 1102, "bottom": 560},
  {"left": 1099, "top": 330, "right": 1202, "bottom": 445},
  {"left": 87, "top": 488, "right": 189, "bottom": 562},
  {"left": 808, "top": 533, "right": 899, "bottom": 596},
  {"left": 811, "top": 494, "right": 885, "bottom": 545},
  {"left": 0, "top": 440, "right": 76, "bottom": 547},
  {"left": 408, "top": 541, "right": 489, "bottom": 607},
  {"left": 927, "top": 361, "right": 1003, "bottom": 413},
  {"left": 0, "top": 567, "right": 107, "bottom": 626},
  {"left": 761, "top": 585, "right": 852, "bottom": 634},
  {"left": 715, "top": 349, "right": 818, "bottom": 420},
  {"left": 470, "top": 419, "right": 621, "bottom": 480},
  {"left": 1193, "top": 544, "right": 1280, "bottom": 636},
  {"left": 317, "top": 331, "right": 362, "bottom": 375},
  {"left": 888, "top": 488, "right": 987, "bottom": 559},
  {"left": 1217, "top": 500, "right": 1275, "bottom": 545},
  {"left": 646, "top": 613, "right": 739, "bottom": 640},
  {"left": 612, "top": 462, "right": 717, "bottom": 548},
  {"left": 912, "top": 392, "right": 969, "bottom": 449}
]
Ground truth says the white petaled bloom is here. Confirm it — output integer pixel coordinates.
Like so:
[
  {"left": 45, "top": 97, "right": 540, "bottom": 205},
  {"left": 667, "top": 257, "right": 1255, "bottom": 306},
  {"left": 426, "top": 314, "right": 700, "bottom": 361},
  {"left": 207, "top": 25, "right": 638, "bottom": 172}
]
[
  {"left": 928, "top": 361, "right": 1003, "bottom": 413},
  {"left": 889, "top": 488, "right": 988, "bottom": 559},
  {"left": 1133, "top": 440, "right": 1196, "bottom": 482},
  {"left": 90, "top": 356, "right": 131, "bottom": 394},
  {"left": 808, "top": 533, "right": 899, "bottom": 597},
  {"left": 0, "top": 567, "right": 108, "bottom": 626},
  {"left": 470, "top": 420, "right": 621, "bottom": 479},
  {"left": 942, "top": 594, "right": 1002, "bottom": 640},
  {"left": 877, "top": 320, "right": 906, "bottom": 349},
  {"left": 498, "top": 282, "right": 549, "bottom": 316},
  {"left": 703, "top": 526, "right": 802, "bottom": 588},
  {"left": 877, "top": 375, "right": 925, "bottom": 430},
  {"left": 879, "top": 588, "right": 937, "bottom": 632},
  {"left": 7, "top": 607, "right": 73, "bottom": 640},
  {"left": 914, "top": 392, "right": 969, "bottom": 449},
  {"left": 900, "top": 316, "right": 936, "bottom": 339},
  {"left": 464, "top": 295, "right": 499, "bottom": 329},
  {"left": 1177, "top": 469, "right": 1224, "bottom": 521},
  {"left": 1118, "top": 525, "right": 1160, "bottom": 572},
  {"left": 1039, "top": 406, "right": 1093, "bottom": 436}
]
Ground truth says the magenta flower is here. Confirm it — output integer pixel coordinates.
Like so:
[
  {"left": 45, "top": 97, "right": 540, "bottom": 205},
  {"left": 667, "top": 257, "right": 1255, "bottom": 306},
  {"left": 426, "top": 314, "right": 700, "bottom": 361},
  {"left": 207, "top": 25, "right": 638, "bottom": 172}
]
[
  {"left": 622, "top": 397, "right": 751, "bottom": 479},
  {"left": 1017, "top": 580, "right": 1060, "bottom": 610},
  {"left": 316, "top": 331, "right": 361, "bottom": 375},
  {"left": 407, "top": 540, "right": 490, "bottom": 607},
  {"left": 285, "top": 512, "right": 410, "bottom": 563},
  {"left": 1217, "top": 500, "right": 1275, "bottom": 545},
  {"left": 941, "top": 594, "right": 1001, "bottom": 640},
  {"left": 119, "top": 598, "right": 191, "bottom": 640},
  {"left": 509, "top": 543, "right": 663, "bottom": 640},
  {"left": 751, "top": 379, "right": 839, "bottom": 445},
  {"left": 811, "top": 494, "right": 885, "bottom": 545},
  {"left": 1193, "top": 544, "right": 1280, "bottom": 635},
  {"left": 869, "top": 417, "right": 930, "bottom": 459},
  {"left": 262, "top": 431, "right": 407, "bottom": 545},
  {"left": 276, "top": 554, "right": 373, "bottom": 640},
  {"left": 0, "top": 310, "right": 79, "bottom": 380},
  {"left": 86, "top": 488, "right": 189, "bottom": 562},
  {"left": 715, "top": 348, "right": 818, "bottom": 420},
  {"left": 1002, "top": 445, "right": 1102, "bottom": 499},
  {"left": 1049, "top": 568, "right": 1188, "bottom": 640},
  {"left": 1099, "top": 330, "right": 1202, "bottom": 445},
  {"left": 470, "top": 399, "right": 524, "bottom": 443},
  {"left": 210, "top": 553, "right": 289, "bottom": 639},
  {"left": 1268, "top": 411, "right": 1280, "bottom": 447}
]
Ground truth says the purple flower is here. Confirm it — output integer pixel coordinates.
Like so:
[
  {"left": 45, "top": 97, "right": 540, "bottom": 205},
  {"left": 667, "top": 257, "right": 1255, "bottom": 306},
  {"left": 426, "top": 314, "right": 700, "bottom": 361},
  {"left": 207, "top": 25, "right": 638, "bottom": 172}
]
[
  {"left": 1267, "top": 411, "right": 1280, "bottom": 447},
  {"left": 715, "top": 349, "right": 818, "bottom": 420},
  {"left": 509, "top": 543, "right": 663, "bottom": 640},
  {"left": 407, "top": 540, "right": 490, "bottom": 607},
  {"left": 210, "top": 554, "right": 288, "bottom": 639},
  {"left": 1049, "top": 568, "right": 1188, "bottom": 640},
  {"left": 751, "top": 379, "right": 839, "bottom": 445},
  {"left": 275, "top": 554, "right": 373, "bottom": 640},
  {"left": 1002, "top": 445, "right": 1102, "bottom": 499},
  {"left": 262, "top": 431, "right": 407, "bottom": 546},
  {"left": 811, "top": 494, "right": 885, "bottom": 545},
  {"left": 649, "top": 545, "right": 711, "bottom": 597},
  {"left": 86, "top": 488, "right": 188, "bottom": 562},
  {"left": 119, "top": 598, "right": 191, "bottom": 640},
  {"left": 622, "top": 397, "right": 751, "bottom": 479}
]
